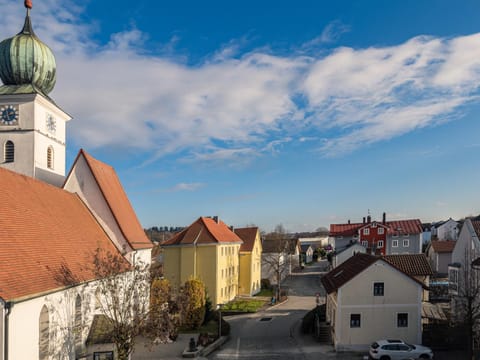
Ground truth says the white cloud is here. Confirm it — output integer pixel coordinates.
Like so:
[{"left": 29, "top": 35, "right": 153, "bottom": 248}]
[
  {"left": 165, "top": 182, "right": 205, "bottom": 192},
  {"left": 1, "top": 1, "right": 480, "bottom": 161}
]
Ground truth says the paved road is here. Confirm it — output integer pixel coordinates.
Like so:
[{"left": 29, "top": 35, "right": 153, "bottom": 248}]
[{"left": 207, "top": 261, "right": 364, "bottom": 360}]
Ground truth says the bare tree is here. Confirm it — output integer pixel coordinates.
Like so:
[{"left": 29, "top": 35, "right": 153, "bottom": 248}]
[
  {"left": 262, "top": 224, "right": 292, "bottom": 301},
  {"left": 53, "top": 249, "right": 177, "bottom": 360},
  {"left": 451, "top": 251, "right": 480, "bottom": 359}
]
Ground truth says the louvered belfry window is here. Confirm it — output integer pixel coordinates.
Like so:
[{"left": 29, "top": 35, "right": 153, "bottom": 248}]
[{"left": 4, "top": 140, "right": 14, "bottom": 163}]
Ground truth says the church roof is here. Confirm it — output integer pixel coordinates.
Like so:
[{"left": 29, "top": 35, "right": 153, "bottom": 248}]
[
  {"left": 0, "top": 167, "right": 129, "bottom": 302},
  {"left": 163, "top": 217, "right": 243, "bottom": 246},
  {"left": 70, "top": 149, "right": 152, "bottom": 251}
]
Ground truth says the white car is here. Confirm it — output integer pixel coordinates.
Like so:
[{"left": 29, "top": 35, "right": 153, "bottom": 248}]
[{"left": 369, "top": 339, "right": 433, "bottom": 360}]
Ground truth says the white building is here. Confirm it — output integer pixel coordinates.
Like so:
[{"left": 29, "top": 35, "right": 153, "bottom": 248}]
[{"left": 0, "top": 3, "right": 152, "bottom": 359}]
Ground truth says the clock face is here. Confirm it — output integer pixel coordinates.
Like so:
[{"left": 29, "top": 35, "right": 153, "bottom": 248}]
[
  {"left": 46, "top": 114, "right": 56, "bottom": 133},
  {"left": 1, "top": 105, "right": 19, "bottom": 125}
]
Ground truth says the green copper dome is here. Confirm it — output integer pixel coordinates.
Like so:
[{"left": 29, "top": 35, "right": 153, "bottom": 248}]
[{"left": 0, "top": 11, "right": 56, "bottom": 95}]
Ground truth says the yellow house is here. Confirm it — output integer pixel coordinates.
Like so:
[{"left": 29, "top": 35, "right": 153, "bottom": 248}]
[
  {"left": 235, "top": 227, "right": 263, "bottom": 296},
  {"left": 162, "top": 216, "right": 243, "bottom": 306}
]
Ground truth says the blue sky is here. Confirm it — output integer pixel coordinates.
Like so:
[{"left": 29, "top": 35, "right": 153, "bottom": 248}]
[{"left": 2, "top": 0, "right": 480, "bottom": 232}]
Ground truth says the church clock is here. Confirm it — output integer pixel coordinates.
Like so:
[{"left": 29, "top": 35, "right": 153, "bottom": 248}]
[
  {"left": 1, "top": 105, "right": 19, "bottom": 125},
  {"left": 46, "top": 113, "right": 56, "bottom": 133}
]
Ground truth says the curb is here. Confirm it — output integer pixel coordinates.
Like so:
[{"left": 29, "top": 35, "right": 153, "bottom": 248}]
[{"left": 182, "top": 336, "right": 229, "bottom": 358}]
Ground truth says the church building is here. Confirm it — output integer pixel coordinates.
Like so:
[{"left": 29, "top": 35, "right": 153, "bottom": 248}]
[{"left": 0, "top": 2, "right": 152, "bottom": 359}]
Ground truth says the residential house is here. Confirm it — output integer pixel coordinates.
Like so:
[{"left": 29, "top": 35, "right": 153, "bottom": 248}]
[
  {"left": 449, "top": 219, "right": 480, "bottom": 324},
  {"left": 261, "top": 237, "right": 300, "bottom": 285},
  {"left": 433, "top": 218, "right": 460, "bottom": 241},
  {"left": 162, "top": 216, "right": 243, "bottom": 306},
  {"left": 234, "top": 227, "right": 263, "bottom": 296},
  {"left": 300, "top": 244, "right": 314, "bottom": 264},
  {"left": 332, "top": 243, "right": 366, "bottom": 268},
  {"left": 426, "top": 240, "right": 456, "bottom": 275},
  {"left": 321, "top": 253, "right": 426, "bottom": 352},
  {"left": 329, "top": 213, "right": 423, "bottom": 255}
]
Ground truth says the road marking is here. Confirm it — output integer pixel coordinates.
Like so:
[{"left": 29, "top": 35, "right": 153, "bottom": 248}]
[{"left": 235, "top": 337, "right": 240, "bottom": 358}]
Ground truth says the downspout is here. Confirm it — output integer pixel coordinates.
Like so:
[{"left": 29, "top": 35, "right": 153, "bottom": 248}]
[{"left": 2, "top": 299, "right": 12, "bottom": 360}]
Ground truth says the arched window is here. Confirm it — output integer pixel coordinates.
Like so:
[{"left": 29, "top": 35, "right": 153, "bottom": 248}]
[
  {"left": 39, "top": 305, "right": 50, "bottom": 360},
  {"left": 47, "top": 146, "right": 54, "bottom": 169},
  {"left": 4, "top": 140, "right": 14, "bottom": 163}
]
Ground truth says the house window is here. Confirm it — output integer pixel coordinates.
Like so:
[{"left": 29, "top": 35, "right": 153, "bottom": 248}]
[
  {"left": 4, "top": 140, "right": 14, "bottom": 163},
  {"left": 47, "top": 146, "right": 54, "bottom": 169},
  {"left": 363, "top": 228, "right": 370, "bottom": 235},
  {"left": 378, "top": 227, "right": 384, "bottom": 235},
  {"left": 350, "top": 314, "right": 361, "bottom": 328},
  {"left": 377, "top": 240, "right": 384, "bottom": 248},
  {"left": 361, "top": 241, "right": 368, "bottom": 247},
  {"left": 392, "top": 240, "right": 399, "bottom": 247},
  {"left": 403, "top": 239, "right": 409, "bottom": 247},
  {"left": 449, "top": 267, "right": 459, "bottom": 293},
  {"left": 373, "top": 282, "right": 384, "bottom": 296},
  {"left": 397, "top": 313, "right": 408, "bottom": 327}
]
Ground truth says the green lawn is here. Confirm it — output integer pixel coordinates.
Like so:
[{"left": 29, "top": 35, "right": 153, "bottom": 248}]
[
  {"left": 221, "top": 299, "right": 266, "bottom": 313},
  {"left": 255, "top": 288, "right": 274, "bottom": 297}
]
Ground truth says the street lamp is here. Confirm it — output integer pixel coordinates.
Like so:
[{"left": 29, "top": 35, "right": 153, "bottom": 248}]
[{"left": 216, "top": 304, "right": 223, "bottom": 338}]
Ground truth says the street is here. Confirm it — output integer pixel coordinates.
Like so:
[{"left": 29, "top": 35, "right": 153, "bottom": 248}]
[{"left": 207, "top": 261, "right": 364, "bottom": 360}]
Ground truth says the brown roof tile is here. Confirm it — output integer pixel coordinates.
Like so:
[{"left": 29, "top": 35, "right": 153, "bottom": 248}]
[
  {"left": 75, "top": 150, "right": 152, "bottom": 250},
  {"left": 321, "top": 253, "right": 377, "bottom": 294},
  {"left": 0, "top": 167, "right": 129, "bottom": 301},
  {"left": 383, "top": 254, "right": 433, "bottom": 276},
  {"left": 163, "top": 217, "right": 243, "bottom": 246},
  {"left": 471, "top": 220, "right": 480, "bottom": 238},
  {"left": 234, "top": 227, "right": 258, "bottom": 252},
  {"left": 430, "top": 240, "right": 456, "bottom": 254}
]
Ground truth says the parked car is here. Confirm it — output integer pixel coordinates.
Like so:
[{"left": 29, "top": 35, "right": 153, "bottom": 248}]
[{"left": 369, "top": 339, "right": 434, "bottom": 360}]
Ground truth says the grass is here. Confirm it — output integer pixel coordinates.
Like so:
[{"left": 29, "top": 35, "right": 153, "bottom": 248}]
[
  {"left": 221, "top": 298, "right": 266, "bottom": 313},
  {"left": 255, "top": 288, "right": 274, "bottom": 297}
]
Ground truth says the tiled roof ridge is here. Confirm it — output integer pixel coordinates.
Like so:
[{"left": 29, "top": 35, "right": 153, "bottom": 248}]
[
  {"left": 201, "top": 217, "right": 243, "bottom": 244},
  {"left": 79, "top": 149, "right": 152, "bottom": 250},
  {"left": 430, "top": 240, "right": 456, "bottom": 253}
]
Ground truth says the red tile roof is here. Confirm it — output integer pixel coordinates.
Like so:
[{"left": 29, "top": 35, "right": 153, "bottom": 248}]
[
  {"left": 383, "top": 254, "right": 433, "bottom": 276},
  {"left": 234, "top": 227, "right": 259, "bottom": 252},
  {"left": 72, "top": 149, "right": 152, "bottom": 250},
  {"left": 329, "top": 219, "right": 422, "bottom": 236},
  {"left": 471, "top": 220, "right": 480, "bottom": 238},
  {"left": 163, "top": 217, "right": 243, "bottom": 246},
  {"left": 430, "top": 240, "right": 456, "bottom": 254},
  {"left": 321, "top": 253, "right": 427, "bottom": 294},
  {"left": 0, "top": 167, "right": 130, "bottom": 301}
]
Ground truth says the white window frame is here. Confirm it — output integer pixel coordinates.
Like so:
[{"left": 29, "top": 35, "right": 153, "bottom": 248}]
[
  {"left": 397, "top": 313, "right": 408, "bottom": 328},
  {"left": 403, "top": 239, "right": 410, "bottom": 247},
  {"left": 377, "top": 240, "right": 384, "bottom": 248},
  {"left": 392, "top": 239, "right": 399, "bottom": 247},
  {"left": 361, "top": 241, "right": 368, "bottom": 247},
  {"left": 377, "top": 227, "right": 384, "bottom": 235},
  {"left": 363, "top": 228, "right": 370, "bottom": 235}
]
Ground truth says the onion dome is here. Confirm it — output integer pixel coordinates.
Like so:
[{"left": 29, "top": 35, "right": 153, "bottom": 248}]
[{"left": 0, "top": 4, "right": 56, "bottom": 95}]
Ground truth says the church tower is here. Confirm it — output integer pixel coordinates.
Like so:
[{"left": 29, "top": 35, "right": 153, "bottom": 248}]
[{"left": 0, "top": 1, "right": 71, "bottom": 186}]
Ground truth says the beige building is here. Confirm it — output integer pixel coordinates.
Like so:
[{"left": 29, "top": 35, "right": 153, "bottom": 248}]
[{"left": 321, "top": 253, "right": 426, "bottom": 352}]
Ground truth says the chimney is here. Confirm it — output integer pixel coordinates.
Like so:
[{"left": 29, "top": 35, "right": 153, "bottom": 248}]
[
  {"left": 363, "top": 217, "right": 366, "bottom": 224},
  {"left": 348, "top": 219, "right": 351, "bottom": 224},
  {"left": 367, "top": 215, "right": 371, "bottom": 223},
  {"left": 230, "top": 225, "right": 234, "bottom": 231},
  {"left": 213, "top": 216, "right": 219, "bottom": 223},
  {"left": 382, "top": 212, "right": 386, "bottom": 224}
]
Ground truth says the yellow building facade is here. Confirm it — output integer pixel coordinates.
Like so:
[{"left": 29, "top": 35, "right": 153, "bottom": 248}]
[
  {"left": 235, "top": 227, "right": 263, "bottom": 296},
  {"left": 162, "top": 217, "right": 243, "bottom": 306}
]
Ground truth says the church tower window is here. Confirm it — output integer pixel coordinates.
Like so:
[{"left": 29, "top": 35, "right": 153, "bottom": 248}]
[
  {"left": 47, "top": 146, "right": 54, "bottom": 169},
  {"left": 4, "top": 140, "right": 14, "bottom": 163}
]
